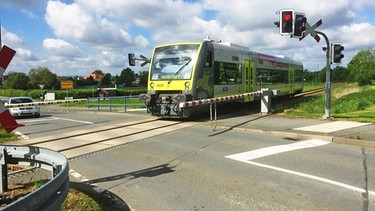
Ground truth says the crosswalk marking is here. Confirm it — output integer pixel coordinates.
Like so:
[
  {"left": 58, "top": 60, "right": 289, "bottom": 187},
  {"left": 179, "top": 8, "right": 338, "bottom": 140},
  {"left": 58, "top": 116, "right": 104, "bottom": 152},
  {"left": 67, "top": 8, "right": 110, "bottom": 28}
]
[
  {"left": 225, "top": 140, "right": 329, "bottom": 162},
  {"left": 226, "top": 140, "right": 375, "bottom": 196},
  {"left": 294, "top": 121, "right": 371, "bottom": 133}
]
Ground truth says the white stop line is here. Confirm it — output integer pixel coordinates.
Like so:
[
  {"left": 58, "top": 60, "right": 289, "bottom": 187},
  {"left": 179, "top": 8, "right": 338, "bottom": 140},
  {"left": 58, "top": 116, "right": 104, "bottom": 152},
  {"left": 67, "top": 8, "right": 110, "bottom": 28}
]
[{"left": 226, "top": 140, "right": 375, "bottom": 196}]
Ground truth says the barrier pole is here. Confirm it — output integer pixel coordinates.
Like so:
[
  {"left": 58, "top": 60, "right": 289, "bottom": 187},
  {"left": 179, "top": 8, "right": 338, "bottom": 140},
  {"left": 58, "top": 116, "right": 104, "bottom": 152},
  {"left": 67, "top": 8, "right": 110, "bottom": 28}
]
[{"left": 0, "top": 147, "right": 7, "bottom": 195}]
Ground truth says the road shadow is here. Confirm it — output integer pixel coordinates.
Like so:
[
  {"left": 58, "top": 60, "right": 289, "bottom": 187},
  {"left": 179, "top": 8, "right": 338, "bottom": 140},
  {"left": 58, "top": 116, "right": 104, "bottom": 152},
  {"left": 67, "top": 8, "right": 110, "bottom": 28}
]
[
  {"left": 208, "top": 115, "right": 267, "bottom": 137},
  {"left": 87, "top": 164, "right": 175, "bottom": 184}
]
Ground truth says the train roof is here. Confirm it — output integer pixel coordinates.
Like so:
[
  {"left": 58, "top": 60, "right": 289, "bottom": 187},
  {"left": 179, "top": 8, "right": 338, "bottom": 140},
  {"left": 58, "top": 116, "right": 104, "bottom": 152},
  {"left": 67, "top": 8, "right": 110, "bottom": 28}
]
[
  {"left": 212, "top": 41, "right": 303, "bottom": 66},
  {"left": 154, "top": 40, "right": 303, "bottom": 67}
]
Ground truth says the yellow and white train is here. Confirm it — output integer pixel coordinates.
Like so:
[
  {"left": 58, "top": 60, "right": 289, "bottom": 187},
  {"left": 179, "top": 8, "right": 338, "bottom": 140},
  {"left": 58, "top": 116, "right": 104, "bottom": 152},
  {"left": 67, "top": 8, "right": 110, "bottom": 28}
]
[{"left": 132, "top": 39, "right": 303, "bottom": 118}]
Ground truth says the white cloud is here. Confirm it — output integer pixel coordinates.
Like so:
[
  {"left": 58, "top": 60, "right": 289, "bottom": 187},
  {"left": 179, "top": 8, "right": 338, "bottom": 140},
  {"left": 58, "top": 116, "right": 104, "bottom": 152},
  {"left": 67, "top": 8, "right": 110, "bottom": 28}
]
[
  {"left": 2, "top": 29, "right": 24, "bottom": 47},
  {"left": 45, "top": 1, "right": 136, "bottom": 49},
  {"left": 42, "top": 38, "right": 84, "bottom": 58},
  {"left": 4, "top": 0, "right": 375, "bottom": 75}
]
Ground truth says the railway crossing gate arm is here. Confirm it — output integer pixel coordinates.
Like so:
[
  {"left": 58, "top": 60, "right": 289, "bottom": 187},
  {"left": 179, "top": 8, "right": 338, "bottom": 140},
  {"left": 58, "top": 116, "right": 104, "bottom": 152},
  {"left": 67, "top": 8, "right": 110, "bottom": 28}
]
[{"left": 179, "top": 89, "right": 274, "bottom": 130}]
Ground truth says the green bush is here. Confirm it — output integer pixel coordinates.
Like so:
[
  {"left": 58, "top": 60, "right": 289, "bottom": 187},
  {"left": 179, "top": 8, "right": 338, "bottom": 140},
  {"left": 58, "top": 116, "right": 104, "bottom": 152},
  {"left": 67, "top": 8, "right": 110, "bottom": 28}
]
[
  {"left": 332, "top": 89, "right": 375, "bottom": 113},
  {"left": 0, "top": 88, "right": 147, "bottom": 100}
]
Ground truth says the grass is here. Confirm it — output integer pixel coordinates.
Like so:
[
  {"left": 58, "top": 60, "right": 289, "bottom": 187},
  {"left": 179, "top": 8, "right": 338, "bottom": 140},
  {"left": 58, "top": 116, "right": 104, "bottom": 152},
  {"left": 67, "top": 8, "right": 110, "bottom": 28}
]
[
  {"left": 62, "top": 188, "right": 103, "bottom": 211},
  {"left": 284, "top": 84, "right": 375, "bottom": 123},
  {"left": 0, "top": 130, "right": 18, "bottom": 143},
  {"left": 302, "top": 82, "right": 326, "bottom": 91}
]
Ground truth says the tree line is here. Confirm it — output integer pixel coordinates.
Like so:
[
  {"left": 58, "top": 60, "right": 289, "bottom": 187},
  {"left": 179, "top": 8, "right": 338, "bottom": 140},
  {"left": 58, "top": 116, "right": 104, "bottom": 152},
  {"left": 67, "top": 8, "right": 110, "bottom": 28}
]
[
  {"left": 1, "top": 67, "right": 148, "bottom": 90},
  {"left": 303, "top": 48, "right": 375, "bottom": 85}
]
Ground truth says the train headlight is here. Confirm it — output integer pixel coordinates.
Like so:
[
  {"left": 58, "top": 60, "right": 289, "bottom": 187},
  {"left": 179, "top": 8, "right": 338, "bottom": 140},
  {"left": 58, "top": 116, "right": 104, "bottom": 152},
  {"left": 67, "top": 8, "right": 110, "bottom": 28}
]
[
  {"left": 150, "top": 82, "right": 154, "bottom": 89},
  {"left": 172, "top": 94, "right": 186, "bottom": 103},
  {"left": 139, "top": 94, "right": 151, "bottom": 103},
  {"left": 185, "top": 81, "right": 190, "bottom": 89}
]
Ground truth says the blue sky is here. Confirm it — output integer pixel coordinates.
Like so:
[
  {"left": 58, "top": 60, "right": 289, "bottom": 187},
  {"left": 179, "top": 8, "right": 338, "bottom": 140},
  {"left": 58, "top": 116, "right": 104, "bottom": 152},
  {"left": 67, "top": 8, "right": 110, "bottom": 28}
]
[{"left": 1, "top": 0, "right": 375, "bottom": 76}]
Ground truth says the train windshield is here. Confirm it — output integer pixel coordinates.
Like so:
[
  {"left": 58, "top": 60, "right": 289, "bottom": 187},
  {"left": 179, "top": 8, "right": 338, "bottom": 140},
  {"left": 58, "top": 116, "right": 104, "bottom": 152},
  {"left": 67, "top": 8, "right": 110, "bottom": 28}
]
[{"left": 150, "top": 44, "right": 200, "bottom": 81}]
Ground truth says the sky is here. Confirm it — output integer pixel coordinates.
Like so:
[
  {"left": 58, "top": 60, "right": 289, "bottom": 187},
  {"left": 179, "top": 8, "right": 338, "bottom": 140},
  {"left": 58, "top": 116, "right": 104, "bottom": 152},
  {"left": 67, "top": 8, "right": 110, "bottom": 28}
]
[{"left": 1, "top": 0, "right": 375, "bottom": 77}]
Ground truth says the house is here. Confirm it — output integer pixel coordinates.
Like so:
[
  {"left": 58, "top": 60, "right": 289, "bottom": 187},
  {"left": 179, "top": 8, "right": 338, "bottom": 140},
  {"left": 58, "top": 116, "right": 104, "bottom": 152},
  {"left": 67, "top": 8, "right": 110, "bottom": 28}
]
[{"left": 84, "top": 73, "right": 104, "bottom": 81}]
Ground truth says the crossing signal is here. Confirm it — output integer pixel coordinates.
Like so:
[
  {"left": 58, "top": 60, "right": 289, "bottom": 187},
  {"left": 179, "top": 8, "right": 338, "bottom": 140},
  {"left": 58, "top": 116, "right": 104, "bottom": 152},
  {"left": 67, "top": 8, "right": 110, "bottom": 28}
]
[
  {"left": 293, "top": 13, "right": 306, "bottom": 38},
  {"left": 280, "top": 9, "right": 294, "bottom": 35},
  {"left": 128, "top": 53, "right": 136, "bottom": 66},
  {"left": 331, "top": 43, "right": 344, "bottom": 64}
]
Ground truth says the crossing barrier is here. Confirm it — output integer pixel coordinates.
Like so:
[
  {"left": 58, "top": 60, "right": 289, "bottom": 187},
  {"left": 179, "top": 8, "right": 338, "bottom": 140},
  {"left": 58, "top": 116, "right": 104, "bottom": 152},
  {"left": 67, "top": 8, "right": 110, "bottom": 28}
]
[{"left": 179, "top": 89, "right": 274, "bottom": 130}]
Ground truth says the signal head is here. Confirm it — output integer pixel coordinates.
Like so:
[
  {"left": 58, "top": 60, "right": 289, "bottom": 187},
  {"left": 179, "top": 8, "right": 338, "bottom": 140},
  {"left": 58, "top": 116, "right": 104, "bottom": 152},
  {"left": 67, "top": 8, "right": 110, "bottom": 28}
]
[{"left": 279, "top": 9, "right": 295, "bottom": 35}]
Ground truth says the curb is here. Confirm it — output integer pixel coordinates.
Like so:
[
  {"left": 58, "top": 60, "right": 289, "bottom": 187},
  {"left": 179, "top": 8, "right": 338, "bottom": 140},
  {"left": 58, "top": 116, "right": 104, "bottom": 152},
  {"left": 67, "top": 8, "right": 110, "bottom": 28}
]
[
  {"left": 231, "top": 127, "right": 375, "bottom": 149},
  {"left": 332, "top": 137, "right": 375, "bottom": 148}
]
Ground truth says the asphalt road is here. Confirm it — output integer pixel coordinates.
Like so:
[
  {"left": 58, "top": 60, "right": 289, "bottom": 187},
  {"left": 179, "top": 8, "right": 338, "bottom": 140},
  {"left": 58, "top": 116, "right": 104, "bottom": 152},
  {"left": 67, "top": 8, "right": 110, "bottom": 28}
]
[
  {"left": 12, "top": 111, "right": 375, "bottom": 210},
  {"left": 12, "top": 110, "right": 150, "bottom": 140},
  {"left": 67, "top": 119, "right": 375, "bottom": 210}
]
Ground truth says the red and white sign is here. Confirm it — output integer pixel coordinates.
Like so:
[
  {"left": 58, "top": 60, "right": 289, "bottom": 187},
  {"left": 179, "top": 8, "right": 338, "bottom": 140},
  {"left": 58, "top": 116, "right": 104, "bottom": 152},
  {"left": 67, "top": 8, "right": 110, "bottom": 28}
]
[
  {"left": 0, "top": 45, "right": 16, "bottom": 78},
  {"left": 0, "top": 102, "right": 24, "bottom": 133},
  {"left": 299, "top": 19, "right": 322, "bottom": 43}
]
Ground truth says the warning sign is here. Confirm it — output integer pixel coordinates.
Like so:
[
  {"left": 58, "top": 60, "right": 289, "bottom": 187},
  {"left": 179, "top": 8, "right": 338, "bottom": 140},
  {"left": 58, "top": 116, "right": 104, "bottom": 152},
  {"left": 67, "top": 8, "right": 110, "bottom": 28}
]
[{"left": 61, "top": 81, "right": 73, "bottom": 89}]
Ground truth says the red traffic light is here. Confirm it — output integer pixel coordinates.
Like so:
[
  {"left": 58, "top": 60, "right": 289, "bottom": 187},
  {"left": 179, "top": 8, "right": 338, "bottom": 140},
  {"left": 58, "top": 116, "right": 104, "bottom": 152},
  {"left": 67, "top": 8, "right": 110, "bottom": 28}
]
[
  {"left": 279, "top": 9, "right": 294, "bottom": 35},
  {"left": 284, "top": 13, "right": 292, "bottom": 21}
]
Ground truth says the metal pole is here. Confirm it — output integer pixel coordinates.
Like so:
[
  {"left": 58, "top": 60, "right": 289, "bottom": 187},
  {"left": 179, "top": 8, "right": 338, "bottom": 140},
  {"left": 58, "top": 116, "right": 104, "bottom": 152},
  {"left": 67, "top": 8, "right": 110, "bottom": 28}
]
[
  {"left": 214, "top": 102, "right": 217, "bottom": 131},
  {"left": 0, "top": 147, "right": 8, "bottom": 195},
  {"left": 316, "top": 31, "right": 331, "bottom": 118}
]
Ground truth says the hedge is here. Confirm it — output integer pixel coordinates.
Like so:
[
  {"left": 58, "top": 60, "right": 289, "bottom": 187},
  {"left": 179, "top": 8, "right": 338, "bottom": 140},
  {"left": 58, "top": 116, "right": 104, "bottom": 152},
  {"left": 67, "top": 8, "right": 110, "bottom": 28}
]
[{"left": 0, "top": 88, "right": 147, "bottom": 100}]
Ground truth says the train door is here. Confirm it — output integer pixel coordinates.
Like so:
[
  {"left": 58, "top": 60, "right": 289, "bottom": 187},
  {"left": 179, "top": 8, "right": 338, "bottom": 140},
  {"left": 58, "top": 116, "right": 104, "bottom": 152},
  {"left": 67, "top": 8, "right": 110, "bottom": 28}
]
[
  {"left": 244, "top": 60, "right": 255, "bottom": 102},
  {"left": 289, "top": 66, "right": 295, "bottom": 93}
]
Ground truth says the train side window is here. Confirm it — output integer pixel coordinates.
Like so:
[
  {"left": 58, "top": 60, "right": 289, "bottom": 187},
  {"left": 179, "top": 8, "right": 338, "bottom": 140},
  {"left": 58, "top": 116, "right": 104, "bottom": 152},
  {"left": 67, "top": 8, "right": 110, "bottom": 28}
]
[
  {"left": 214, "top": 62, "right": 221, "bottom": 85},
  {"left": 214, "top": 62, "right": 242, "bottom": 85},
  {"left": 204, "top": 51, "right": 212, "bottom": 67}
]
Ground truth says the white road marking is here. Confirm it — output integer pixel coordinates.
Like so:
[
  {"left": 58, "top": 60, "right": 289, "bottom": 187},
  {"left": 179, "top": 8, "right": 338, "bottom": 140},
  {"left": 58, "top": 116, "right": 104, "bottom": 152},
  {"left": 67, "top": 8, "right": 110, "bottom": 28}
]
[
  {"left": 14, "top": 131, "right": 29, "bottom": 139},
  {"left": 226, "top": 140, "right": 329, "bottom": 161},
  {"left": 226, "top": 140, "right": 375, "bottom": 196},
  {"left": 69, "top": 169, "right": 90, "bottom": 182},
  {"left": 51, "top": 117, "right": 94, "bottom": 125},
  {"left": 242, "top": 160, "right": 375, "bottom": 197},
  {"left": 294, "top": 121, "right": 371, "bottom": 133},
  {"left": 20, "top": 117, "right": 94, "bottom": 124}
]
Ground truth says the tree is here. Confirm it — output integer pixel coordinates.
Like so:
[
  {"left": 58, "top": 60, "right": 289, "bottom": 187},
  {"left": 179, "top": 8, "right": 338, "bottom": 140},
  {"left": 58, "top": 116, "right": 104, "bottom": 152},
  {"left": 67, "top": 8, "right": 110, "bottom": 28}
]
[
  {"left": 100, "top": 73, "right": 112, "bottom": 85},
  {"left": 6, "top": 72, "right": 30, "bottom": 90},
  {"left": 83, "top": 76, "right": 97, "bottom": 86},
  {"left": 119, "top": 68, "right": 135, "bottom": 87},
  {"left": 29, "top": 67, "right": 58, "bottom": 89},
  {"left": 138, "top": 71, "right": 149, "bottom": 86},
  {"left": 92, "top": 70, "right": 104, "bottom": 74},
  {"left": 331, "top": 66, "right": 351, "bottom": 82},
  {"left": 348, "top": 48, "right": 375, "bottom": 86}
]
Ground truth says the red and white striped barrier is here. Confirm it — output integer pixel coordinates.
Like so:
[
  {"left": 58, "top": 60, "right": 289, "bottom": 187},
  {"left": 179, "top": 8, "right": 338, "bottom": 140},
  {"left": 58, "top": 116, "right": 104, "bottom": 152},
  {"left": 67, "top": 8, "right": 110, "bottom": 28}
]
[
  {"left": 1, "top": 98, "right": 87, "bottom": 133},
  {"left": 0, "top": 45, "right": 21, "bottom": 132},
  {"left": 179, "top": 91, "right": 262, "bottom": 108},
  {"left": 5, "top": 98, "right": 87, "bottom": 108},
  {"left": 0, "top": 102, "right": 24, "bottom": 133},
  {"left": 0, "top": 45, "right": 16, "bottom": 78}
]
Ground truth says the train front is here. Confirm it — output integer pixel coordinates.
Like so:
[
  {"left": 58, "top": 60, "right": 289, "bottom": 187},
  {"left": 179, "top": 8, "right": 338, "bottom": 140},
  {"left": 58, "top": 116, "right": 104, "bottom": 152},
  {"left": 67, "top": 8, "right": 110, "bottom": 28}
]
[{"left": 139, "top": 42, "right": 203, "bottom": 118}]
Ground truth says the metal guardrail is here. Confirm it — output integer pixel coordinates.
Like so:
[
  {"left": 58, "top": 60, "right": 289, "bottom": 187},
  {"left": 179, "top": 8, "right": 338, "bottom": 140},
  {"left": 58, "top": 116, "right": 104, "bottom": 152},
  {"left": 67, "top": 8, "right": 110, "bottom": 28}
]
[
  {"left": 0, "top": 145, "right": 69, "bottom": 211},
  {"left": 87, "top": 95, "right": 145, "bottom": 112}
]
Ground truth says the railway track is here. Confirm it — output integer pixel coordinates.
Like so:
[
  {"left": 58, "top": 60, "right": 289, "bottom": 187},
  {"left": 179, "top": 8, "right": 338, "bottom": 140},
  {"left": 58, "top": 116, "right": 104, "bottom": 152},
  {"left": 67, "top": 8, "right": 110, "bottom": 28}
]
[
  {"left": 295, "top": 85, "right": 342, "bottom": 97},
  {"left": 6, "top": 118, "right": 198, "bottom": 161}
]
